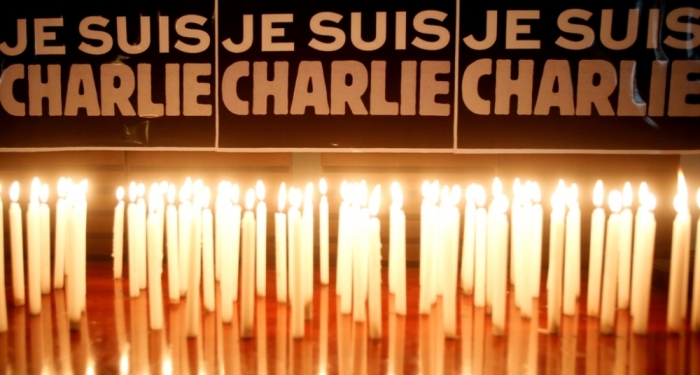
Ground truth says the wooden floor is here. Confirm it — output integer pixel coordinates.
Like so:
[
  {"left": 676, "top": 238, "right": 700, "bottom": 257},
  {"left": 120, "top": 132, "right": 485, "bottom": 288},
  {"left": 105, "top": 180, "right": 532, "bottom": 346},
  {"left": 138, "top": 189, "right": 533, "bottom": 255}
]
[{"left": 1, "top": 262, "right": 698, "bottom": 374}]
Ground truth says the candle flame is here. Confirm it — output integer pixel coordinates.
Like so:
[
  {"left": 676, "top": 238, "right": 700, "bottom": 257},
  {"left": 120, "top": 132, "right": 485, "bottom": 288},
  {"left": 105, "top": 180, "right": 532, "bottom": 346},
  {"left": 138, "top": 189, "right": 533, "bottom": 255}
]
[
  {"left": 550, "top": 189, "right": 564, "bottom": 210},
  {"left": 495, "top": 195, "right": 509, "bottom": 214},
  {"left": 231, "top": 184, "right": 240, "bottom": 205},
  {"left": 360, "top": 180, "right": 368, "bottom": 207},
  {"left": 622, "top": 182, "right": 633, "bottom": 208},
  {"left": 245, "top": 188, "right": 255, "bottom": 210},
  {"left": 642, "top": 192, "right": 656, "bottom": 211},
  {"left": 440, "top": 185, "right": 450, "bottom": 205},
  {"left": 10, "top": 181, "right": 19, "bottom": 202},
  {"left": 638, "top": 182, "right": 649, "bottom": 202},
  {"left": 340, "top": 181, "right": 349, "bottom": 202},
  {"left": 167, "top": 184, "right": 176, "bottom": 204},
  {"left": 193, "top": 179, "right": 203, "bottom": 196},
  {"left": 608, "top": 190, "right": 622, "bottom": 213},
  {"left": 116, "top": 186, "right": 125, "bottom": 201},
  {"left": 532, "top": 182, "right": 541, "bottom": 204},
  {"left": 57, "top": 177, "right": 67, "bottom": 198},
  {"left": 159, "top": 181, "right": 168, "bottom": 195},
  {"left": 129, "top": 182, "right": 137, "bottom": 203},
  {"left": 201, "top": 186, "right": 211, "bottom": 209},
  {"left": 474, "top": 184, "right": 486, "bottom": 207},
  {"left": 674, "top": 170, "right": 688, "bottom": 213},
  {"left": 218, "top": 181, "right": 227, "bottom": 194},
  {"left": 319, "top": 178, "right": 328, "bottom": 196},
  {"left": 492, "top": 177, "right": 502, "bottom": 197},
  {"left": 429, "top": 181, "right": 440, "bottom": 205},
  {"left": 451, "top": 184, "right": 461, "bottom": 206},
  {"left": 392, "top": 182, "right": 403, "bottom": 209},
  {"left": 256, "top": 180, "right": 265, "bottom": 200},
  {"left": 593, "top": 180, "right": 604, "bottom": 207},
  {"left": 39, "top": 183, "right": 48, "bottom": 203},
  {"left": 566, "top": 184, "right": 579, "bottom": 209},
  {"left": 369, "top": 184, "right": 381, "bottom": 217},
  {"left": 513, "top": 178, "right": 521, "bottom": 196},
  {"left": 421, "top": 180, "right": 429, "bottom": 199},
  {"left": 31, "top": 177, "right": 41, "bottom": 202},
  {"left": 290, "top": 188, "right": 302, "bottom": 210},
  {"left": 179, "top": 183, "right": 192, "bottom": 203},
  {"left": 137, "top": 183, "right": 145, "bottom": 198},
  {"left": 278, "top": 182, "right": 287, "bottom": 212}
]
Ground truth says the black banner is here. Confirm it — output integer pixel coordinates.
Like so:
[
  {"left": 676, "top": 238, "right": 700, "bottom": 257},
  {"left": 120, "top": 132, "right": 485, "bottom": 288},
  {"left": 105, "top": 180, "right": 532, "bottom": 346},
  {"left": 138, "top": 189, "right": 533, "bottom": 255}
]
[{"left": 0, "top": 0, "right": 698, "bottom": 150}]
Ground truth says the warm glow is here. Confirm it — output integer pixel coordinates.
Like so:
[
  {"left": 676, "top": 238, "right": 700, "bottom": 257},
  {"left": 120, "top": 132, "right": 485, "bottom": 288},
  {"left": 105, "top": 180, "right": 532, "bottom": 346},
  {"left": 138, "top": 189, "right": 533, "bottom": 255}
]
[
  {"left": 119, "top": 353, "right": 129, "bottom": 375},
  {"left": 340, "top": 181, "right": 349, "bottom": 202},
  {"left": 674, "top": 171, "right": 688, "bottom": 213},
  {"left": 566, "top": 184, "right": 579, "bottom": 209},
  {"left": 218, "top": 181, "right": 227, "bottom": 195},
  {"left": 149, "top": 183, "right": 159, "bottom": 204},
  {"left": 642, "top": 192, "right": 656, "bottom": 211},
  {"left": 201, "top": 186, "right": 211, "bottom": 209},
  {"left": 245, "top": 188, "right": 255, "bottom": 210},
  {"left": 79, "top": 180, "right": 88, "bottom": 196},
  {"left": 159, "top": 181, "right": 168, "bottom": 195},
  {"left": 369, "top": 184, "right": 381, "bottom": 217},
  {"left": 609, "top": 190, "right": 622, "bottom": 213},
  {"left": 31, "top": 177, "right": 41, "bottom": 201},
  {"left": 232, "top": 184, "right": 240, "bottom": 205},
  {"left": 116, "top": 186, "right": 125, "bottom": 201},
  {"left": 495, "top": 194, "right": 509, "bottom": 214},
  {"left": 593, "top": 180, "right": 604, "bottom": 207},
  {"left": 167, "top": 184, "right": 176, "bottom": 204},
  {"left": 622, "top": 182, "right": 633, "bottom": 208},
  {"left": 360, "top": 180, "right": 368, "bottom": 207},
  {"left": 513, "top": 178, "right": 521, "bottom": 197},
  {"left": 137, "top": 183, "right": 145, "bottom": 198},
  {"left": 391, "top": 182, "right": 403, "bottom": 209},
  {"left": 162, "top": 358, "right": 173, "bottom": 375},
  {"left": 10, "top": 181, "right": 19, "bottom": 202},
  {"left": 179, "top": 183, "right": 192, "bottom": 204},
  {"left": 290, "top": 188, "right": 302, "bottom": 210},
  {"left": 57, "top": 177, "right": 67, "bottom": 198},
  {"left": 451, "top": 184, "right": 461, "bottom": 206},
  {"left": 441, "top": 185, "right": 450, "bottom": 205},
  {"left": 193, "top": 179, "right": 203, "bottom": 196},
  {"left": 319, "top": 178, "right": 328, "bottom": 196},
  {"left": 638, "top": 182, "right": 649, "bottom": 203},
  {"left": 40, "top": 184, "right": 49, "bottom": 203},
  {"left": 465, "top": 184, "right": 474, "bottom": 203},
  {"left": 697, "top": 188, "right": 700, "bottom": 210},
  {"left": 129, "top": 182, "right": 137, "bottom": 203},
  {"left": 305, "top": 182, "right": 314, "bottom": 205},
  {"left": 551, "top": 189, "right": 564, "bottom": 210},
  {"left": 421, "top": 180, "right": 429, "bottom": 199},
  {"left": 492, "top": 177, "right": 502, "bottom": 197},
  {"left": 474, "top": 184, "right": 486, "bottom": 207},
  {"left": 532, "top": 182, "right": 541, "bottom": 204},
  {"left": 256, "top": 180, "right": 266, "bottom": 200},
  {"left": 278, "top": 182, "right": 287, "bottom": 212}
]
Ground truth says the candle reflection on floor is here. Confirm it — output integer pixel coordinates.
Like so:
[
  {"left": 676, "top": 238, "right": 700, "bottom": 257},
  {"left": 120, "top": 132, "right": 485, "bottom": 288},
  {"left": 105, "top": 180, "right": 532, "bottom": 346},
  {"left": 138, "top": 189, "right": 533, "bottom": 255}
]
[{"left": 1, "top": 263, "right": 700, "bottom": 374}]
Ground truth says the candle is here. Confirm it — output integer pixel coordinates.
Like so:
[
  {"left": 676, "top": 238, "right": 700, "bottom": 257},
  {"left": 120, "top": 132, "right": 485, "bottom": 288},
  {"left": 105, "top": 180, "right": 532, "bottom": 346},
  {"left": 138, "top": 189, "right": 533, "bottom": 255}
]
[
  {"left": 136, "top": 183, "right": 147, "bottom": 290},
  {"left": 336, "top": 181, "right": 350, "bottom": 297},
  {"left": 630, "top": 182, "right": 649, "bottom": 318},
  {"left": 339, "top": 183, "right": 355, "bottom": 314},
  {"left": 128, "top": 183, "right": 139, "bottom": 298},
  {"left": 547, "top": 181, "right": 566, "bottom": 334},
  {"left": 215, "top": 181, "right": 226, "bottom": 282},
  {"left": 75, "top": 180, "right": 88, "bottom": 312},
  {"left": 113, "top": 186, "right": 126, "bottom": 279},
  {"left": 419, "top": 181, "right": 433, "bottom": 314},
  {"left": 563, "top": 184, "right": 580, "bottom": 316},
  {"left": 319, "top": 178, "right": 330, "bottom": 285},
  {"left": 617, "top": 182, "right": 634, "bottom": 309},
  {"left": 668, "top": 171, "right": 691, "bottom": 333},
  {"left": 221, "top": 183, "right": 235, "bottom": 322},
  {"left": 165, "top": 184, "right": 180, "bottom": 303},
  {"left": 178, "top": 179, "right": 193, "bottom": 296},
  {"left": 147, "top": 187, "right": 164, "bottom": 330},
  {"left": 39, "top": 184, "right": 51, "bottom": 295},
  {"left": 492, "top": 194, "right": 509, "bottom": 335},
  {"left": 391, "top": 183, "right": 407, "bottom": 315},
  {"left": 255, "top": 180, "right": 267, "bottom": 297},
  {"left": 9, "top": 182, "right": 25, "bottom": 306},
  {"left": 54, "top": 178, "right": 68, "bottom": 289},
  {"left": 303, "top": 183, "right": 314, "bottom": 320},
  {"left": 518, "top": 182, "right": 533, "bottom": 318},
  {"left": 185, "top": 186, "right": 202, "bottom": 338},
  {"left": 428, "top": 181, "right": 440, "bottom": 305},
  {"left": 289, "top": 188, "right": 304, "bottom": 338},
  {"left": 435, "top": 185, "right": 449, "bottom": 298},
  {"left": 444, "top": 185, "right": 461, "bottom": 338},
  {"left": 241, "top": 188, "right": 256, "bottom": 338},
  {"left": 368, "top": 185, "right": 382, "bottom": 339},
  {"left": 201, "top": 187, "right": 215, "bottom": 312},
  {"left": 692, "top": 189, "right": 700, "bottom": 332},
  {"left": 0, "top": 185, "right": 5, "bottom": 331},
  {"left": 486, "top": 178, "right": 503, "bottom": 314},
  {"left": 461, "top": 184, "right": 476, "bottom": 295},
  {"left": 633, "top": 190, "right": 656, "bottom": 334},
  {"left": 66, "top": 189, "right": 80, "bottom": 330},
  {"left": 473, "top": 185, "right": 487, "bottom": 308},
  {"left": 587, "top": 180, "right": 606, "bottom": 316},
  {"left": 354, "top": 182, "right": 369, "bottom": 322},
  {"left": 530, "top": 183, "right": 543, "bottom": 298},
  {"left": 231, "top": 184, "right": 242, "bottom": 301},
  {"left": 601, "top": 190, "right": 622, "bottom": 334},
  {"left": 27, "top": 178, "right": 42, "bottom": 315},
  {"left": 511, "top": 178, "right": 522, "bottom": 288},
  {"left": 275, "top": 183, "right": 288, "bottom": 303}
]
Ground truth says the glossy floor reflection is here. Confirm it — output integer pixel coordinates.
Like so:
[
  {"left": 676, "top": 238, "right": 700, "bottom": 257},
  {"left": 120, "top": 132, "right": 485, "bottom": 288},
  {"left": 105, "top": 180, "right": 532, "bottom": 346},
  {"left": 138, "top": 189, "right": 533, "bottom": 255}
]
[{"left": 1, "top": 262, "right": 699, "bottom": 374}]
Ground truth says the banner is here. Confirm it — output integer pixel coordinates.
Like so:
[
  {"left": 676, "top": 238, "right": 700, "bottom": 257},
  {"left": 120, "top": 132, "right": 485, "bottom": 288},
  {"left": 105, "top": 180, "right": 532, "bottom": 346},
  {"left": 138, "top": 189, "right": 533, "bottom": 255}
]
[{"left": 0, "top": 0, "right": 698, "bottom": 150}]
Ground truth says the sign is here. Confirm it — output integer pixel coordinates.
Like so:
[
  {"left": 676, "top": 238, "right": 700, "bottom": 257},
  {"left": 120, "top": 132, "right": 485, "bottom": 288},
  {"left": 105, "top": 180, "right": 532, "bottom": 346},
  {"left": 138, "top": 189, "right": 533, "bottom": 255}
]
[{"left": 0, "top": 0, "right": 698, "bottom": 150}]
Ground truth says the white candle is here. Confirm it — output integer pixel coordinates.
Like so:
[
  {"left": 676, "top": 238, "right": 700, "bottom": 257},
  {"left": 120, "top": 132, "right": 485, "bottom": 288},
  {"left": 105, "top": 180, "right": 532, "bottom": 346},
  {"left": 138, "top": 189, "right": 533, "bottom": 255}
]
[
  {"left": 27, "top": 178, "right": 42, "bottom": 315},
  {"left": 692, "top": 189, "right": 700, "bottom": 332},
  {"left": 53, "top": 178, "right": 68, "bottom": 289},
  {"left": 178, "top": 179, "right": 193, "bottom": 296},
  {"left": 221, "top": 184, "right": 235, "bottom": 322},
  {"left": 201, "top": 187, "right": 215, "bottom": 312},
  {"left": 617, "top": 182, "right": 634, "bottom": 309},
  {"left": 339, "top": 184, "right": 355, "bottom": 314},
  {"left": 391, "top": 183, "right": 407, "bottom": 315},
  {"left": 255, "top": 180, "right": 267, "bottom": 297},
  {"left": 587, "top": 180, "right": 606, "bottom": 316},
  {"left": 668, "top": 171, "right": 691, "bottom": 333},
  {"left": 165, "top": 184, "right": 179, "bottom": 303},
  {"left": 486, "top": 178, "right": 503, "bottom": 314},
  {"left": 289, "top": 188, "right": 304, "bottom": 338},
  {"left": 630, "top": 182, "right": 649, "bottom": 318},
  {"left": 633, "top": 190, "right": 656, "bottom": 334},
  {"left": 215, "top": 181, "right": 226, "bottom": 282},
  {"left": 320, "top": 178, "right": 330, "bottom": 285},
  {"left": 0, "top": 185, "right": 5, "bottom": 331},
  {"left": 136, "top": 183, "right": 147, "bottom": 290},
  {"left": 241, "top": 188, "right": 256, "bottom": 338},
  {"left": 66, "top": 190, "right": 80, "bottom": 330},
  {"left": 547, "top": 181, "right": 566, "bottom": 334},
  {"left": 518, "top": 183, "right": 533, "bottom": 318},
  {"left": 147, "top": 187, "right": 164, "bottom": 330},
  {"left": 492, "top": 195, "right": 509, "bottom": 335},
  {"left": 75, "top": 181, "right": 88, "bottom": 312},
  {"left": 435, "top": 185, "right": 449, "bottom": 298},
  {"left": 354, "top": 182, "right": 369, "bottom": 322},
  {"left": 275, "top": 183, "right": 288, "bottom": 303},
  {"left": 601, "top": 190, "right": 622, "bottom": 334},
  {"left": 336, "top": 181, "right": 350, "bottom": 297},
  {"left": 113, "top": 186, "right": 126, "bottom": 279},
  {"left": 419, "top": 181, "right": 433, "bottom": 314},
  {"left": 563, "top": 184, "right": 580, "bottom": 316},
  {"left": 185, "top": 191, "right": 202, "bottom": 338},
  {"left": 39, "top": 184, "right": 51, "bottom": 295},
  {"left": 128, "top": 183, "right": 139, "bottom": 298},
  {"left": 303, "top": 183, "right": 314, "bottom": 320},
  {"left": 444, "top": 185, "right": 461, "bottom": 338},
  {"left": 9, "top": 182, "right": 25, "bottom": 306},
  {"left": 368, "top": 185, "right": 382, "bottom": 339},
  {"left": 231, "top": 184, "right": 242, "bottom": 301},
  {"left": 473, "top": 185, "right": 487, "bottom": 307},
  {"left": 530, "top": 183, "right": 543, "bottom": 298},
  {"left": 511, "top": 178, "right": 522, "bottom": 288},
  {"left": 461, "top": 184, "right": 476, "bottom": 295}
]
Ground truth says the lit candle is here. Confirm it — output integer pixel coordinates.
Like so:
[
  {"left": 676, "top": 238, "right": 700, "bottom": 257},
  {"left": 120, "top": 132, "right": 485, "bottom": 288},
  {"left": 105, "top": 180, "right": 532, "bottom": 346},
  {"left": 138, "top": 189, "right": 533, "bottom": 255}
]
[
  {"left": 511, "top": 178, "right": 522, "bottom": 289},
  {"left": 444, "top": 185, "right": 461, "bottom": 338},
  {"left": 563, "top": 184, "right": 580, "bottom": 316},
  {"left": 473, "top": 185, "right": 487, "bottom": 308},
  {"left": 391, "top": 182, "right": 407, "bottom": 316},
  {"left": 354, "top": 182, "right": 369, "bottom": 322},
  {"left": 165, "top": 184, "right": 179, "bottom": 303},
  {"left": 668, "top": 171, "right": 691, "bottom": 333},
  {"left": 633, "top": 190, "right": 656, "bottom": 334},
  {"left": 368, "top": 185, "right": 382, "bottom": 339},
  {"left": 186, "top": 184, "right": 202, "bottom": 338},
  {"left": 587, "top": 180, "right": 606, "bottom": 316},
  {"left": 27, "top": 178, "right": 42, "bottom": 315},
  {"left": 127, "top": 182, "right": 139, "bottom": 298},
  {"left": 275, "top": 183, "right": 288, "bottom": 303},
  {"left": 231, "top": 184, "right": 242, "bottom": 301},
  {"left": 518, "top": 182, "right": 533, "bottom": 318},
  {"left": 339, "top": 183, "right": 355, "bottom": 314},
  {"left": 39, "top": 184, "right": 51, "bottom": 295},
  {"left": 492, "top": 194, "right": 509, "bottom": 336},
  {"left": 289, "top": 188, "right": 304, "bottom": 338},
  {"left": 461, "top": 184, "right": 476, "bottom": 295},
  {"left": 54, "top": 178, "right": 68, "bottom": 289},
  {"left": 178, "top": 179, "right": 193, "bottom": 296},
  {"left": 435, "top": 184, "right": 449, "bottom": 298},
  {"left": 601, "top": 190, "right": 622, "bottom": 334},
  {"left": 319, "top": 178, "right": 330, "bottom": 285},
  {"left": 486, "top": 178, "right": 503, "bottom": 314},
  {"left": 547, "top": 181, "right": 566, "bottom": 334},
  {"left": 0, "top": 185, "right": 5, "bottom": 331},
  {"left": 630, "top": 182, "right": 649, "bottom": 318},
  {"left": 215, "top": 181, "right": 226, "bottom": 282},
  {"left": 530, "top": 183, "right": 543, "bottom": 298},
  {"left": 136, "top": 183, "right": 147, "bottom": 290},
  {"left": 255, "top": 180, "right": 267, "bottom": 297},
  {"left": 241, "top": 188, "right": 256, "bottom": 338},
  {"left": 336, "top": 181, "right": 350, "bottom": 298},
  {"left": 75, "top": 180, "right": 88, "bottom": 312},
  {"left": 9, "top": 181, "right": 25, "bottom": 306},
  {"left": 419, "top": 181, "right": 434, "bottom": 314},
  {"left": 201, "top": 186, "right": 215, "bottom": 312},
  {"left": 66, "top": 188, "right": 80, "bottom": 330},
  {"left": 429, "top": 181, "right": 440, "bottom": 306},
  {"left": 221, "top": 183, "right": 235, "bottom": 322},
  {"left": 113, "top": 186, "right": 126, "bottom": 279},
  {"left": 147, "top": 186, "right": 164, "bottom": 330},
  {"left": 303, "top": 183, "right": 314, "bottom": 320},
  {"left": 692, "top": 188, "right": 700, "bottom": 332},
  {"left": 617, "top": 182, "right": 634, "bottom": 309}
]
